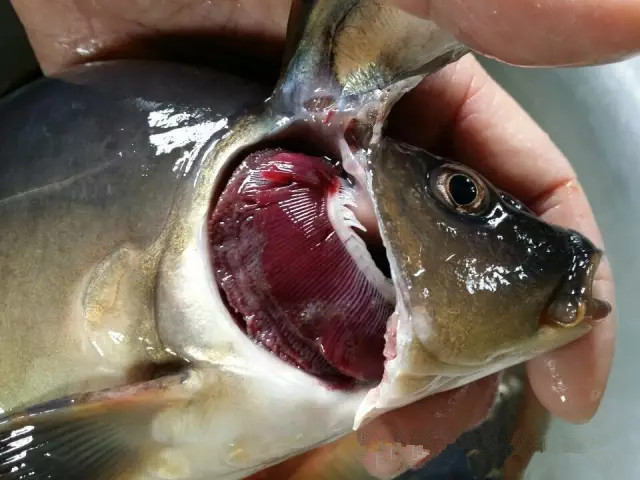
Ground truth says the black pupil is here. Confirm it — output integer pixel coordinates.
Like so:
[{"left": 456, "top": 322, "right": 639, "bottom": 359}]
[{"left": 449, "top": 174, "right": 478, "bottom": 206}]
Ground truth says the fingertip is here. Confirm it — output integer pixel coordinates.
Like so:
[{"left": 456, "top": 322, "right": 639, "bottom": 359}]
[{"left": 387, "top": 0, "right": 640, "bottom": 67}]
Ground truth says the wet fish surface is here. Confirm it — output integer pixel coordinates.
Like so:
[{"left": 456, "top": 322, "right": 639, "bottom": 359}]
[{"left": 0, "top": 1, "right": 609, "bottom": 479}]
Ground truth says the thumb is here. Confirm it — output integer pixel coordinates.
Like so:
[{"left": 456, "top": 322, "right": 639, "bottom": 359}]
[{"left": 387, "top": 0, "right": 640, "bottom": 66}]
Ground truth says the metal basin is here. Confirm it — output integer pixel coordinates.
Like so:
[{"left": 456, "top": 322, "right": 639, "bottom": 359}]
[{"left": 1, "top": 4, "right": 637, "bottom": 479}]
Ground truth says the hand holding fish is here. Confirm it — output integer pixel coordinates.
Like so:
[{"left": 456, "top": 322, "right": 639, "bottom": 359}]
[{"left": 5, "top": 0, "right": 635, "bottom": 479}]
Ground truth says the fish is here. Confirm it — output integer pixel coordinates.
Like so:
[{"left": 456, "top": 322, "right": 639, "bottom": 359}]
[{"left": 0, "top": 1, "right": 610, "bottom": 479}]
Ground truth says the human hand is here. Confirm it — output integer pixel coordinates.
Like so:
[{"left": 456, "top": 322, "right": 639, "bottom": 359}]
[
  {"left": 389, "top": 0, "right": 640, "bottom": 66},
  {"left": 10, "top": 0, "right": 630, "bottom": 477}
]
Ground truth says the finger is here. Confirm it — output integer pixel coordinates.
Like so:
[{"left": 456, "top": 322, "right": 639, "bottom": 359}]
[
  {"left": 357, "top": 375, "right": 499, "bottom": 477},
  {"left": 9, "top": 0, "right": 289, "bottom": 74},
  {"left": 388, "top": 54, "right": 576, "bottom": 205},
  {"left": 387, "top": 0, "right": 640, "bottom": 66},
  {"left": 387, "top": 54, "right": 616, "bottom": 423}
]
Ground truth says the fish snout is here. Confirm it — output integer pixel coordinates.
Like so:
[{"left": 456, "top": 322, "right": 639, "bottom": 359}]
[{"left": 544, "top": 230, "right": 611, "bottom": 328}]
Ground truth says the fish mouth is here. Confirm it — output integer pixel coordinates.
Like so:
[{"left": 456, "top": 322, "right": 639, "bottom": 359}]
[{"left": 544, "top": 231, "right": 611, "bottom": 327}]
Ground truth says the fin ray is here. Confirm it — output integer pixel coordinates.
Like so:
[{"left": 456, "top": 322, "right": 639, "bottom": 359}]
[{"left": 0, "top": 373, "right": 190, "bottom": 480}]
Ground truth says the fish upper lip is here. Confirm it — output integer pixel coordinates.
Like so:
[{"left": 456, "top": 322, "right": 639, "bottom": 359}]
[{"left": 572, "top": 236, "right": 611, "bottom": 323}]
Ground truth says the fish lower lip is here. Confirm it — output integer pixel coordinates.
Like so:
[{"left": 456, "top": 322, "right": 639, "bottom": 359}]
[
  {"left": 586, "top": 298, "right": 612, "bottom": 322},
  {"left": 546, "top": 295, "right": 610, "bottom": 329}
]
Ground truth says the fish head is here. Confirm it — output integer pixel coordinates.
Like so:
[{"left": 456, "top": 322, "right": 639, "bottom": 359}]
[{"left": 355, "top": 139, "right": 609, "bottom": 425}]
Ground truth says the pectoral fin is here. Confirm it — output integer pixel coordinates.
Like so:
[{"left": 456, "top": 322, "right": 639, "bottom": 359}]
[{"left": 0, "top": 372, "right": 193, "bottom": 480}]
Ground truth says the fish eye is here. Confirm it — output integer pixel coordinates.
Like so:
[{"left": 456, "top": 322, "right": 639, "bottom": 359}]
[
  {"left": 431, "top": 165, "right": 489, "bottom": 215},
  {"left": 448, "top": 174, "right": 478, "bottom": 206}
]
